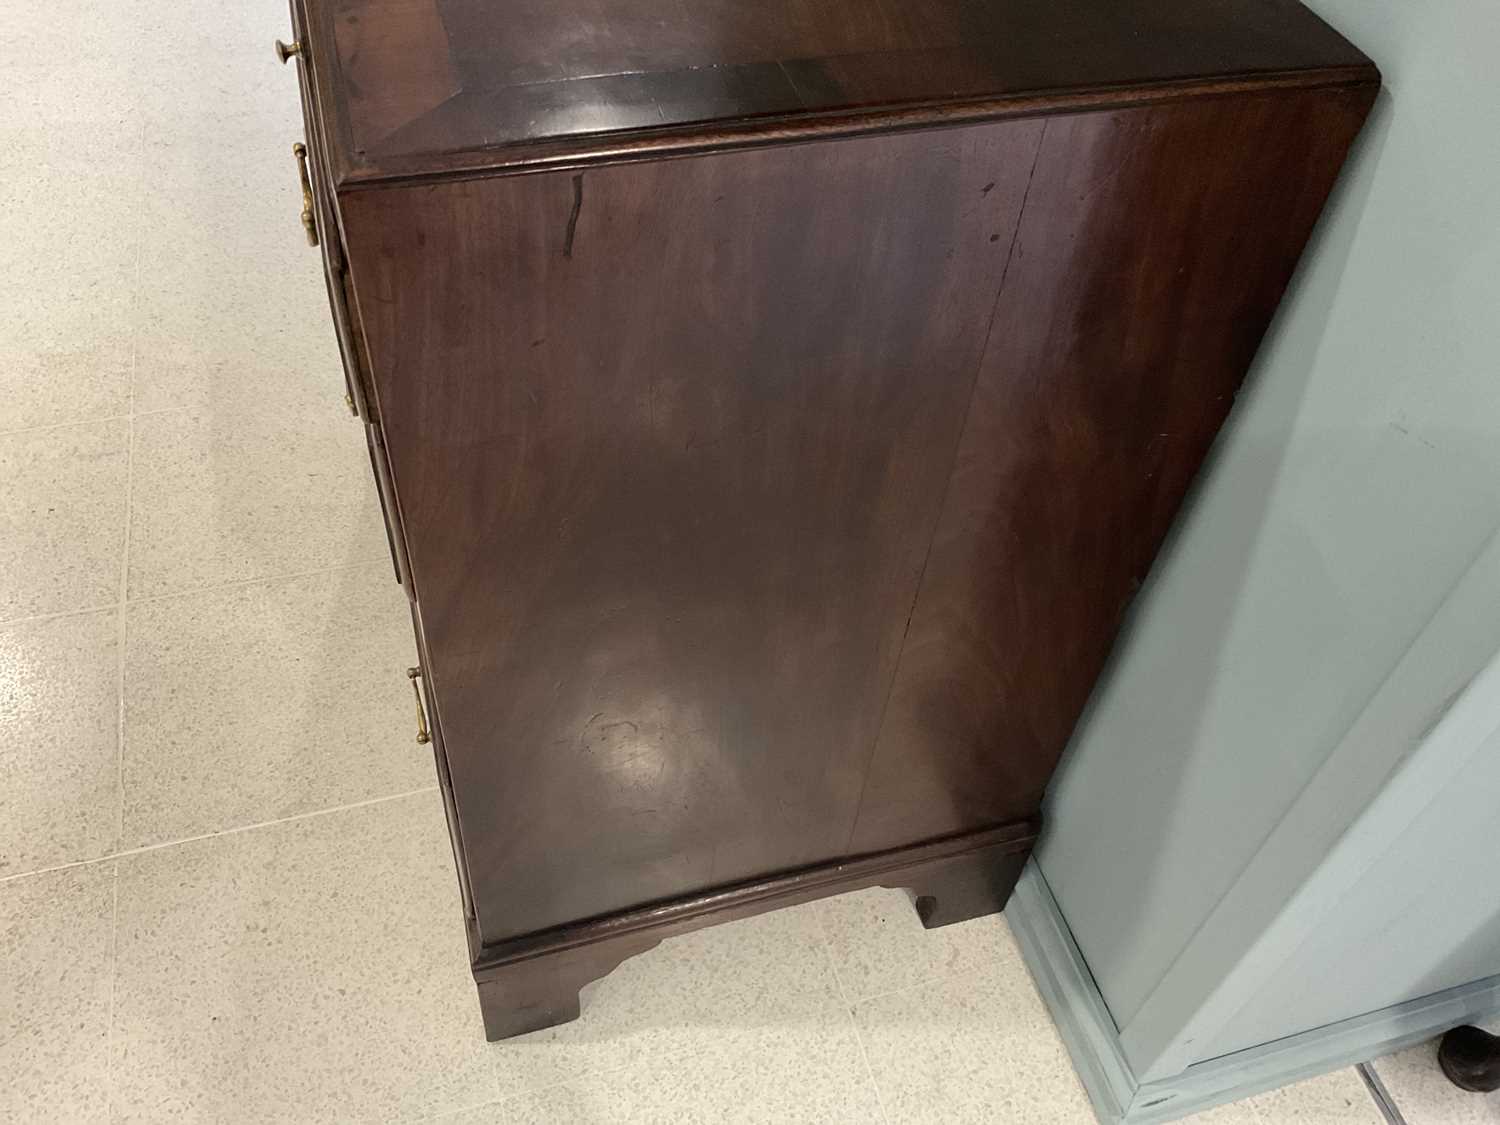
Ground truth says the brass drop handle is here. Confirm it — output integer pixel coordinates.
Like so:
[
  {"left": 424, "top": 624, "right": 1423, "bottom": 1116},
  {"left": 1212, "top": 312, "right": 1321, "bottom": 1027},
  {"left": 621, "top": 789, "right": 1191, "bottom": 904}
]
[
  {"left": 407, "top": 667, "right": 432, "bottom": 745},
  {"left": 275, "top": 39, "right": 301, "bottom": 64},
  {"left": 292, "top": 142, "right": 319, "bottom": 247}
]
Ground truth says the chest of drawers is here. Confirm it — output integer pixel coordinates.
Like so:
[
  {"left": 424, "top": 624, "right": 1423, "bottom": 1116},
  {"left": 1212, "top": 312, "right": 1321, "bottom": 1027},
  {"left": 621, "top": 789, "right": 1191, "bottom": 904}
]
[{"left": 279, "top": 0, "right": 1376, "bottom": 1039}]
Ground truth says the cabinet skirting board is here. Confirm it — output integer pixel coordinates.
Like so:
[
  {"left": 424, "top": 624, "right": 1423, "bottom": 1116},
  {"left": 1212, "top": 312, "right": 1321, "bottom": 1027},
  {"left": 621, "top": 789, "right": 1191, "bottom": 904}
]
[
  {"left": 469, "top": 818, "right": 1039, "bottom": 1041},
  {"left": 1006, "top": 861, "right": 1500, "bottom": 1124}
]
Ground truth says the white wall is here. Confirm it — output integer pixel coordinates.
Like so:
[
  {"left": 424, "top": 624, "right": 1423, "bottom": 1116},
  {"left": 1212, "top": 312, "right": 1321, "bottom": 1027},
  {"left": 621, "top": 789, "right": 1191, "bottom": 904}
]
[{"left": 1036, "top": 0, "right": 1500, "bottom": 1064}]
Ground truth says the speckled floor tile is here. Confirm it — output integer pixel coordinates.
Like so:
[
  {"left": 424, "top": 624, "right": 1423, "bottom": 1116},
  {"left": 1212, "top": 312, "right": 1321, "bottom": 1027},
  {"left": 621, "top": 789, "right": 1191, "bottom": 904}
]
[
  {"left": 132, "top": 0, "right": 300, "bottom": 51},
  {"left": 3, "top": 3, "right": 144, "bottom": 127},
  {"left": 1374, "top": 1037, "right": 1500, "bottom": 1124},
  {"left": 813, "top": 885, "right": 1018, "bottom": 1002},
  {"left": 1182, "top": 1092, "right": 1266, "bottom": 1124},
  {"left": 0, "top": 126, "right": 142, "bottom": 432},
  {"left": 0, "top": 419, "right": 129, "bottom": 621},
  {"left": 0, "top": 863, "right": 115, "bottom": 1124},
  {"left": 130, "top": 132, "right": 345, "bottom": 417},
  {"left": 485, "top": 902, "right": 846, "bottom": 1097},
  {"left": 122, "top": 565, "right": 431, "bottom": 846},
  {"left": 126, "top": 396, "right": 389, "bottom": 599},
  {"left": 130, "top": 260, "right": 340, "bottom": 419},
  {"left": 138, "top": 50, "right": 305, "bottom": 143},
  {"left": 131, "top": 0, "right": 306, "bottom": 141},
  {"left": 852, "top": 916, "right": 1095, "bottom": 1123},
  {"left": 1254, "top": 1068, "right": 1385, "bottom": 1123},
  {"left": 1182, "top": 1068, "right": 1383, "bottom": 1124},
  {"left": 111, "top": 790, "right": 496, "bottom": 1124},
  {"left": 448, "top": 1016, "right": 883, "bottom": 1124},
  {"left": 0, "top": 609, "right": 119, "bottom": 876}
]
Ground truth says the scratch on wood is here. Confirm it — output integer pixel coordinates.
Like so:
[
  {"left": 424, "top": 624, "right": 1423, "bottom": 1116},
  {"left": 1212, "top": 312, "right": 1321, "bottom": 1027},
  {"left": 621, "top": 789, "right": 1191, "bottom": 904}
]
[{"left": 563, "top": 172, "right": 584, "bottom": 259}]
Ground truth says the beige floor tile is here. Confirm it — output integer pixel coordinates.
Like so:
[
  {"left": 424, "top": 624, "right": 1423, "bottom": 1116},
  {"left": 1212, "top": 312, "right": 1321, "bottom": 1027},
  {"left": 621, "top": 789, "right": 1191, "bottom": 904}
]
[
  {"left": 140, "top": 53, "right": 304, "bottom": 142},
  {"left": 1374, "top": 1039, "right": 1500, "bottom": 1124},
  {"left": 0, "top": 307, "right": 134, "bottom": 435},
  {"left": 127, "top": 397, "right": 388, "bottom": 598},
  {"left": 9, "top": 0, "right": 143, "bottom": 59},
  {"left": 134, "top": 0, "right": 302, "bottom": 49},
  {"left": 0, "top": 609, "right": 119, "bottom": 876},
  {"left": 130, "top": 261, "right": 342, "bottom": 419},
  {"left": 4, "top": 3, "right": 144, "bottom": 128},
  {"left": 111, "top": 790, "right": 496, "bottom": 1124},
  {"left": 1250, "top": 1068, "right": 1385, "bottom": 1123},
  {"left": 0, "top": 862, "right": 116, "bottom": 1124},
  {"left": 140, "top": 132, "right": 324, "bottom": 264},
  {"left": 486, "top": 902, "right": 846, "bottom": 1097},
  {"left": 3, "top": 70, "right": 140, "bottom": 133},
  {"left": 813, "top": 885, "right": 1018, "bottom": 1002},
  {"left": 451, "top": 1017, "right": 883, "bottom": 1124},
  {"left": 122, "top": 564, "right": 430, "bottom": 846},
  {"left": 0, "top": 127, "right": 142, "bottom": 432},
  {"left": 132, "top": 0, "right": 307, "bottom": 140},
  {"left": 0, "top": 419, "right": 129, "bottom": 620},
  {"left": 131, "top": 132, "right": 345, "bottom": 417},
  {"left": 852, "top": 918, "right": 1095, "bottom": 1124},
  {"left": 1183, "top": 1094, "right": 1266, "bottom": 1124},
  {"left": 1184, "top": 1069, "right": 1384, "bottom": 1124}
]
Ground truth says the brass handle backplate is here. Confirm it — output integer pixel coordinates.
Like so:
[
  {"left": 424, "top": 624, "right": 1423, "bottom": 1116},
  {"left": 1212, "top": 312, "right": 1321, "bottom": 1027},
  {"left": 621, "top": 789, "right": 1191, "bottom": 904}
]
[
  {"left": 291, "top": 142, "right": 319, "bottom": 247},
  {"left": 407, "top": 667, "right": 432, "bottom": 745},
  {"left": 275, "top": 38, "right": 301, "bottom": 64}
]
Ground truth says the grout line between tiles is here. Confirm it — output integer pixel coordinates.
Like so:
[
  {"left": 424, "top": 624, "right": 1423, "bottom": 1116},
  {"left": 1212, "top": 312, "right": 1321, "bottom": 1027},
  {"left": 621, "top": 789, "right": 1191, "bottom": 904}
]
[
  {"left": 430, "top": 1057, "right": 644, "bottom": 1123},
  {"left": 123, "top": 557, "right": 393, "bottom": 607},
  {"left": 0, "top": 405, "right": 187, "bottom": 442},
  {"left": 104, "top": 110, "right": 144, "bottom": 1125},
  {"left": 0, "top": 412, "right": 127, "bottom": 440},
  {"left": 115, "top": 421, "right": 134, "bottom": 845},
  {"left": 116, "top": 107, "right": 144, "bottom": 850},
  {"left": 847, "top": 970, "right": 977, "bottom": 1008},
  {"left": 809, "top": 905, "right": 894, "bottom": 1125},
  {"left": 0, "top": 601, "right": 122, "bottom": 630},
  {"left": 0, "top": 559, "right": 394, "bottom": 632},
  {"left": 104, "top": 863, "right": 121, "bottom": 1123},
  {"left": 827, "top": 966, "right": 974, "bottom": 1011},
  {"left": 0, "top": 785, "right": 441, "bottom": 887}
]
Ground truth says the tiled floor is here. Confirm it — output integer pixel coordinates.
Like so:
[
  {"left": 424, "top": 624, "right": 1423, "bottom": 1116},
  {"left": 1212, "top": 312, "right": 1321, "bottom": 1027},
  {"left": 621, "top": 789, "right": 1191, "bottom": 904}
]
[
  {"left": 1373, "top": 1027, "right": 1500, "bottom": 1125},
  {"left": 0, "top": 1, "right": 1491, "bottom": 1122}
]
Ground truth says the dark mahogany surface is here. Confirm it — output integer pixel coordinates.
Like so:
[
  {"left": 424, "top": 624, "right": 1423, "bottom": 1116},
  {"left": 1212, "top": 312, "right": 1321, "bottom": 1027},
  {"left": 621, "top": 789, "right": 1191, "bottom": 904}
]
[
  {"left": 343, "top": 122, "right": 1043, "bottom": 943},
  {"left": 847, "top": 86, "right": 1376, "bottom": 852},
  {"left": 341, "top": 82, "right": 1374, "bottom": 949},
  {"left": 295, "top": 0, "right": 1378, "bottom": 1038},
  {"left": 307, "top": 0, "right": 1372, "bottom": 182}
]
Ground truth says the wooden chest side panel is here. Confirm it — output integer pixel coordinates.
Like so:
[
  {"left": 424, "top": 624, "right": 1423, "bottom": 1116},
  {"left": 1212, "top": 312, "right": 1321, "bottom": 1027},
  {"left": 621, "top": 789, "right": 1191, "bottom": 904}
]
[
  {"left": 341, "top": 121, "right": 1044, "bottom": 943},
  {"left": 848, "top": 87, "right": 1377, "bottom": 852}
]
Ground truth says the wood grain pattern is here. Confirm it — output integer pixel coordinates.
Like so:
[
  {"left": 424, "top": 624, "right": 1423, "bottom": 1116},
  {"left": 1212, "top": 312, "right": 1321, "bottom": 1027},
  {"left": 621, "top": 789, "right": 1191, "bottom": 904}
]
[
  {"left": 342, "top": 122, "right": 1043, "bottom": 944},
  {"left": 286, "top": 0, "right": 1378, "bottom": 1040},
  {"left": 471, "top": 820, "right": 1036, "bottom": 1040},
  {"left": 846, "top": 86, "right": 1378, "bottom": 853},
  {"left": 304, "top": 0, "right": 1374, "bottom": 184}
]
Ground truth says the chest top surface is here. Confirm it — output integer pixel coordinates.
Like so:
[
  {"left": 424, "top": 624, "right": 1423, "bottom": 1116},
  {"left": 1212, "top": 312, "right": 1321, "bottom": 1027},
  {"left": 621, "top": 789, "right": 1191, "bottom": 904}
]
[{"left": 302, "top": 0, "right": 1375, "bottom": 185}]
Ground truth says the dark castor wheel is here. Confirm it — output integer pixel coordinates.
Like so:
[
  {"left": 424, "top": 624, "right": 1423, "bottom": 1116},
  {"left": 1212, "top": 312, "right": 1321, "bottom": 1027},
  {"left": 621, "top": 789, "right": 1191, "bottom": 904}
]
[{"left": 1438, "top": 1025, "right": 1500, "bottom": 1093}]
